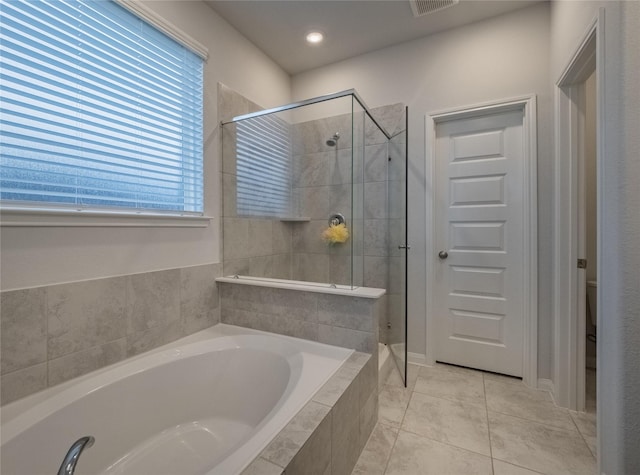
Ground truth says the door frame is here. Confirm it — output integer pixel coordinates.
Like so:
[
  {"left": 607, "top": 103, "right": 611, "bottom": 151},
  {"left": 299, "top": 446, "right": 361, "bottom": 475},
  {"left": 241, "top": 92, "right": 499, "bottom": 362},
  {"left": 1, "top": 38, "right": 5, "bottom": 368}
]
[
  {"left": 425, "top": 96, "right": 538, "bottom": 387},
  {"left": 554, "top": 11, "right": 603, "bottom": 411}
]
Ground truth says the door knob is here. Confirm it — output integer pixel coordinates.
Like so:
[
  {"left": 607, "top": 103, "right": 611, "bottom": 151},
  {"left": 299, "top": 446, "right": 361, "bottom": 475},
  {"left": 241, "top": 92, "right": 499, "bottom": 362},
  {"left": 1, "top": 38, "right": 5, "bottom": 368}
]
[{"left": 438, "top": 250, "right": 448, "bottom": 259}]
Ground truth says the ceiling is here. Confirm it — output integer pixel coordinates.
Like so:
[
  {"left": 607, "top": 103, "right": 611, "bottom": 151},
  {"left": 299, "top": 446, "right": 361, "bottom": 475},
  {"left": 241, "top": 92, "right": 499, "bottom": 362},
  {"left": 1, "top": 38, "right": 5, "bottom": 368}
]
[{"left": 206, "top": 0, "right": 542, "bottom": 75}]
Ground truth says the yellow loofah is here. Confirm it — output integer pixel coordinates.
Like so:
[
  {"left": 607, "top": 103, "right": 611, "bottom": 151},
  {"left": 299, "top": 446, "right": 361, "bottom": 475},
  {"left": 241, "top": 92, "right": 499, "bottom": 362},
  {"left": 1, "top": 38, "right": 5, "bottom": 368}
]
[{"left": 321, "top": 223, "right": 349, "bottom": 245}]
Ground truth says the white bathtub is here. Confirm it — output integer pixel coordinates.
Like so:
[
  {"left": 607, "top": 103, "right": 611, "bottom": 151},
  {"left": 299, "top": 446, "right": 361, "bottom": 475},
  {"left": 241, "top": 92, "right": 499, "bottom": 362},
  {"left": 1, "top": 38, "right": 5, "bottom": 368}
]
[{"left": 0, "top": 324, "right": 353, "bottom": 475}]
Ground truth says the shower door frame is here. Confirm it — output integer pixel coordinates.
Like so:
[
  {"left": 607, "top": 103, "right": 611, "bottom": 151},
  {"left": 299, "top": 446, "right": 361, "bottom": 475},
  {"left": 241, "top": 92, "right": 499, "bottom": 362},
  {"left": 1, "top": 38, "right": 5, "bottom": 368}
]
[
  {"left": 221, "top": 89, "right": 392, "bottom": 142},
  {"left": 222, "top": 92, "right": 408, "bottom": 382}
]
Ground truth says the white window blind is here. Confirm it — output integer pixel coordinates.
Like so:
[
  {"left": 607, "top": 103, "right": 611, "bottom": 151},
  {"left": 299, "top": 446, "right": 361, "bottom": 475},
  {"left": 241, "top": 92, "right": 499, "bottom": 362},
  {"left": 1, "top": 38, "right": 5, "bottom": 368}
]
[
  {"left": 0, "top": 0, "right": 204, "bottom": 214},
  {"left": 236, "top": 115, "right": 291, "bottom": 217}
]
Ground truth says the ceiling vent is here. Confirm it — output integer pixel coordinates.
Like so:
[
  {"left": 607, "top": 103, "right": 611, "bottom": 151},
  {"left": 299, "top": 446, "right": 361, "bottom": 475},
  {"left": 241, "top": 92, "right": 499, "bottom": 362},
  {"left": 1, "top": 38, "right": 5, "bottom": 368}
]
[{"left": 409, "top": 0, "right": 459, "bottom": 17}]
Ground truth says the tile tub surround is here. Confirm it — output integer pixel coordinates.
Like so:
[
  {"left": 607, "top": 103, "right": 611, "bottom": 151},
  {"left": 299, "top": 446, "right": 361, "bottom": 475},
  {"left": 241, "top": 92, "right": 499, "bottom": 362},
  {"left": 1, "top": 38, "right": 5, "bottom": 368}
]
[
  {"left": 0, "top": 263, "right": 222, "bottom": 405},
  {"left": 219, "top": 280, "right": 384, "bottom": 354},
  {"left": 242, "top": 351, "right": 378, "bottom": 475}
]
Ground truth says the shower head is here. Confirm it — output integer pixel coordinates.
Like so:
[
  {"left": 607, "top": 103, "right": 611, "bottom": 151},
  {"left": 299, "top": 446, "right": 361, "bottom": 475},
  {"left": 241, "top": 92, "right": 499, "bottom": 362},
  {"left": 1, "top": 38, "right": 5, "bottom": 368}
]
[{"left": 326, "top": 132, "right": 340, "bottom": 147}]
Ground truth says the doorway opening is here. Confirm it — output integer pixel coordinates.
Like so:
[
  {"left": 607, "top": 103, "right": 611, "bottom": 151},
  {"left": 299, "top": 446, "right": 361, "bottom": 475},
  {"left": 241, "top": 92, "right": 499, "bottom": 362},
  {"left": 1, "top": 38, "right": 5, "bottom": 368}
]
[{"left": 554, "top": 16, "right": 600, "bottom": 413}]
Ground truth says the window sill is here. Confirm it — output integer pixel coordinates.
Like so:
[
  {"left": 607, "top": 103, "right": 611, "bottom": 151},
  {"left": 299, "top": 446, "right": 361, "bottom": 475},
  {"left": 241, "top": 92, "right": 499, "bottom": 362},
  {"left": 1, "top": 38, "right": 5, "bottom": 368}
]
[{"left": 0, "top": 208, "right": 212, "bottom": 228}]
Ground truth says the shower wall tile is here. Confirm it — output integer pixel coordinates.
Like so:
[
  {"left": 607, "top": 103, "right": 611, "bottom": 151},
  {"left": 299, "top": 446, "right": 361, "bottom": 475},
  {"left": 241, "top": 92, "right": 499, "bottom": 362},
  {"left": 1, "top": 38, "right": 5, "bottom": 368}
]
[
  {"left": 126, "top": 269, "right": 181, "bottom": 334},
  {"left": 47, "top": 277, "right": 127, "bottom": 360},
  {"left": 292, "top": 253, "right": 330, "bottom": 283},
  {"left": 1, "top": 287, "right": 47, "bottom": 374},
  {"left": 388, "top": 142, "right": 406, "bottom": 182},
  {"left": 48, "top": 338, "right": 127, "bottom": 387},
  {"left": 294, "top": 185, "right": 330, "bottom": 219},
  {"left": 389, "top": 190, "right": 406, "bottom": 221},
  {"left": 218, "top": 83, "right": 253, "bottom": 123},
  {"left": 223, "top": 258, "right": 250, "bottom": 277},
  {"left": 222, "top": 172, "right": 237, "bottom": 217},
  {"left": 330, "top": 148, "right": 355, "bottom": 185},
  {"left": 388, "top": 219, "right": 405, "bottom": 257},
  {"left": 293, "top": 152, "right": 332, "bottom": 187},
  {"left": 377, "top": 295, "right": 390, "bottom": 345},
  {"left": 270, "top": 253, "right": 292, "bottom": 280},
  {"left": 223, "top": 218, "right": 249, "bottom": 260},
  {"left": 248, "top": 253, "right": 292, "bottom": 280},
  {"left": 221, "top": 122, "right": 238, "bottom": 174},
  {"left": 329, "top": 254, "right": 351, "bottom": 286},
  {"left": 291, "top": 114, "right": 351, "bottom": 156},
  {"left": 388, "top": 257, "right": 404, "bottom": 295},
  {"left": 272, "top": 221, "right": 292, "bottom": 254},
  {"left": 367, "top": 104, "right": 406, "bottom": 144},
  {"left": 329, "top": 183, "right": 353, "bottom": 219},
  {"left": 364, "top": 144, "right": 388, "bottom": 183},
  {"left": 292, "top": 220, "right": 328, "bottom": 254},
  {"left": 364, "top": 256, "right": 389, "bottom": 290},
  {"left": 1, "top": 363, "right": 47, "bottom": 405},
  {"left": 247, "top": 219, "right": 273, "bottom": 257},
  {"left": 364, "top": 219, "right": 389, "bottom": 256},
  {"left": 364, "top": 181, "right": 388, "bottom": 219},
  {"left": 248, "top": 255, "right": 274, "bottom": 278},
  {"left": 1, "top": 263, "right": 222, "bottom": 405}
]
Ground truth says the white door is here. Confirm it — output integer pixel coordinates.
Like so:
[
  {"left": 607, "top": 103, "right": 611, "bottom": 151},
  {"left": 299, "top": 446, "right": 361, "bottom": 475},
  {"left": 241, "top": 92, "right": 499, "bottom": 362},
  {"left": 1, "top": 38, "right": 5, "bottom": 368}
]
[{"left": 434, "top": 108, "right": 525, "bottom": 377}]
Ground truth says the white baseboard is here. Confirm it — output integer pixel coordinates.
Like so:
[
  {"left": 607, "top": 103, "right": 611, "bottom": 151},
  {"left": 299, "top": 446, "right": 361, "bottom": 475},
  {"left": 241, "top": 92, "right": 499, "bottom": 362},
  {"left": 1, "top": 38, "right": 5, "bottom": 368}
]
[
  {"left": 537, "top": 378, "right": 556, "bottom": 402},
  {"left": 407, "top": 351, "right": 429, "bottom": 366}
]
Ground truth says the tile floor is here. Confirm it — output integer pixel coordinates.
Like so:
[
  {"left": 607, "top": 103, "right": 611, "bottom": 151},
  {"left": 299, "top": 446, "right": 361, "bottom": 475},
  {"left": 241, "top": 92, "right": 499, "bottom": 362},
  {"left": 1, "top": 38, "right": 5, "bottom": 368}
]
[{"left": 353, "top": 364, "right": 597, "bottom": 475}]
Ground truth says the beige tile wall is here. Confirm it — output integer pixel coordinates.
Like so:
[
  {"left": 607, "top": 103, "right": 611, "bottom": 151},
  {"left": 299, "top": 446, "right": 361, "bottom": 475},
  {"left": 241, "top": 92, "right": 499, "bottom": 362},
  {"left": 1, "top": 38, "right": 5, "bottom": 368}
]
[
  {"left": 0, "top": 263, "right": 221, "bottom": 405},
  {"left": 220, "top": 282, "right": 382, "bottom": 354}
]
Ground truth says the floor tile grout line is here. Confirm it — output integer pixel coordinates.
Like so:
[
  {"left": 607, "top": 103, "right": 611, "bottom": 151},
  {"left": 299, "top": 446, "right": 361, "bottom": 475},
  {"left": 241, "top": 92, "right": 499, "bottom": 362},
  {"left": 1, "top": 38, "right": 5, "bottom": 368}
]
[
  {"left": 398, "top": 378, "right": 494, "bottom": 461},
  {"left": 396, "top": 425, "right": 493, "bottom": 459},
  {"left": 382, "top": 423, "right": 401, "bottom": 475},
  {"left": 568, "top": 410, "right": 598, "bottom": 460},
  {"left": 409, "top": 389, "right": 489, "bottom": 409},
  {"left": 491, "top": 456, "right": 548, "bottom": 475},
  {"left": 483, "top": 373, "right": 496, "bottom": 475},
  {"left": 487, "top": 408, "right": 580, "bottom": 434}
]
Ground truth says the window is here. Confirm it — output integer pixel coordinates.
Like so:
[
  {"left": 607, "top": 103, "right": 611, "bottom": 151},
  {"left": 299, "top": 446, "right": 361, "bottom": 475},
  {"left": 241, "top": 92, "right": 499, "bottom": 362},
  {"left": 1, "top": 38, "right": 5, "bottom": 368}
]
[
  {"left": 0, "top": 0, "right": 204, "bottom": 215},
  {"left": 236, "top": 115, "right": 291, "bottom": 217}
]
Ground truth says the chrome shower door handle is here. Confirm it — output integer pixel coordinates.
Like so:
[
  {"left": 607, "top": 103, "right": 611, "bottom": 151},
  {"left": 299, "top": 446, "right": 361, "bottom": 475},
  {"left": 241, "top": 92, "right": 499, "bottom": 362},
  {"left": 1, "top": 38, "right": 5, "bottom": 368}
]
[
  {"left": 398, "top": 244, "right": 411, "bottom": 250},
  {"left": 438, "top": 250, "right": 449, "bottom": 259}
]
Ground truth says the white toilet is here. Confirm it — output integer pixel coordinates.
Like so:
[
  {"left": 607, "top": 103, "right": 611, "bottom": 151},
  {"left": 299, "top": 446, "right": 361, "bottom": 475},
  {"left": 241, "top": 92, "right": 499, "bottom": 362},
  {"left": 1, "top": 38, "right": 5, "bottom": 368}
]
[{"left": 587, "top": 280, "right": 598, "bottom": 327}]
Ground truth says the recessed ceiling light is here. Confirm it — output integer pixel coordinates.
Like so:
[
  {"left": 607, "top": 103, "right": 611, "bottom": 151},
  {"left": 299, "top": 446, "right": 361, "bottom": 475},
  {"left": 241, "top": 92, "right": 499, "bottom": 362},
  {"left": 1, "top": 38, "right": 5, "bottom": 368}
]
[{"left": 306, "top": 31, "right": 324, "bottom": 44}]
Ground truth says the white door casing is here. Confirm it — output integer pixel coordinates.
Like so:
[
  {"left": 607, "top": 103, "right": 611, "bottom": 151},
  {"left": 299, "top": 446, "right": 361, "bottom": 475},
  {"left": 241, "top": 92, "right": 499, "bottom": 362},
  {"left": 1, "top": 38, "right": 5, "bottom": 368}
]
[{"left": 425, "top": 97, "right": 538, "bottom": 385}]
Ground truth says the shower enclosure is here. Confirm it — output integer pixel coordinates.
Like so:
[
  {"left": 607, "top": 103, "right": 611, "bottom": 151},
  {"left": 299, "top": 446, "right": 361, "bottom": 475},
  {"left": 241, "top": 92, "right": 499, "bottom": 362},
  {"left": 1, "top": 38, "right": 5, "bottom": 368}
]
[{"left": 220, "top": 88, "right": 408, "bottom": 385}]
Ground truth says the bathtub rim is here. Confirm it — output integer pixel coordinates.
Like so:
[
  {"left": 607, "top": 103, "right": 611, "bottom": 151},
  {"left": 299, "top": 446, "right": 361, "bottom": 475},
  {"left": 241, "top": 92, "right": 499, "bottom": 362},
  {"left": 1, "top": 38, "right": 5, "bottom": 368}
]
[
  {"left": 216, "top": 275, "right": 385, "bottom": 298},
  {"left": 0, "top": 324, "right": 354, "bottom": 446}
]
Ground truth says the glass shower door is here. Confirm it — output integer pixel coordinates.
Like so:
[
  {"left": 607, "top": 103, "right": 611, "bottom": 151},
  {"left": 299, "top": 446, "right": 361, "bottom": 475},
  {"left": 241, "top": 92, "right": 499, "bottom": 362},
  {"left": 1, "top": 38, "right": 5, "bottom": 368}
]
[{"left": 387, "top": 107, "right": 408, "bottom": 386}]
